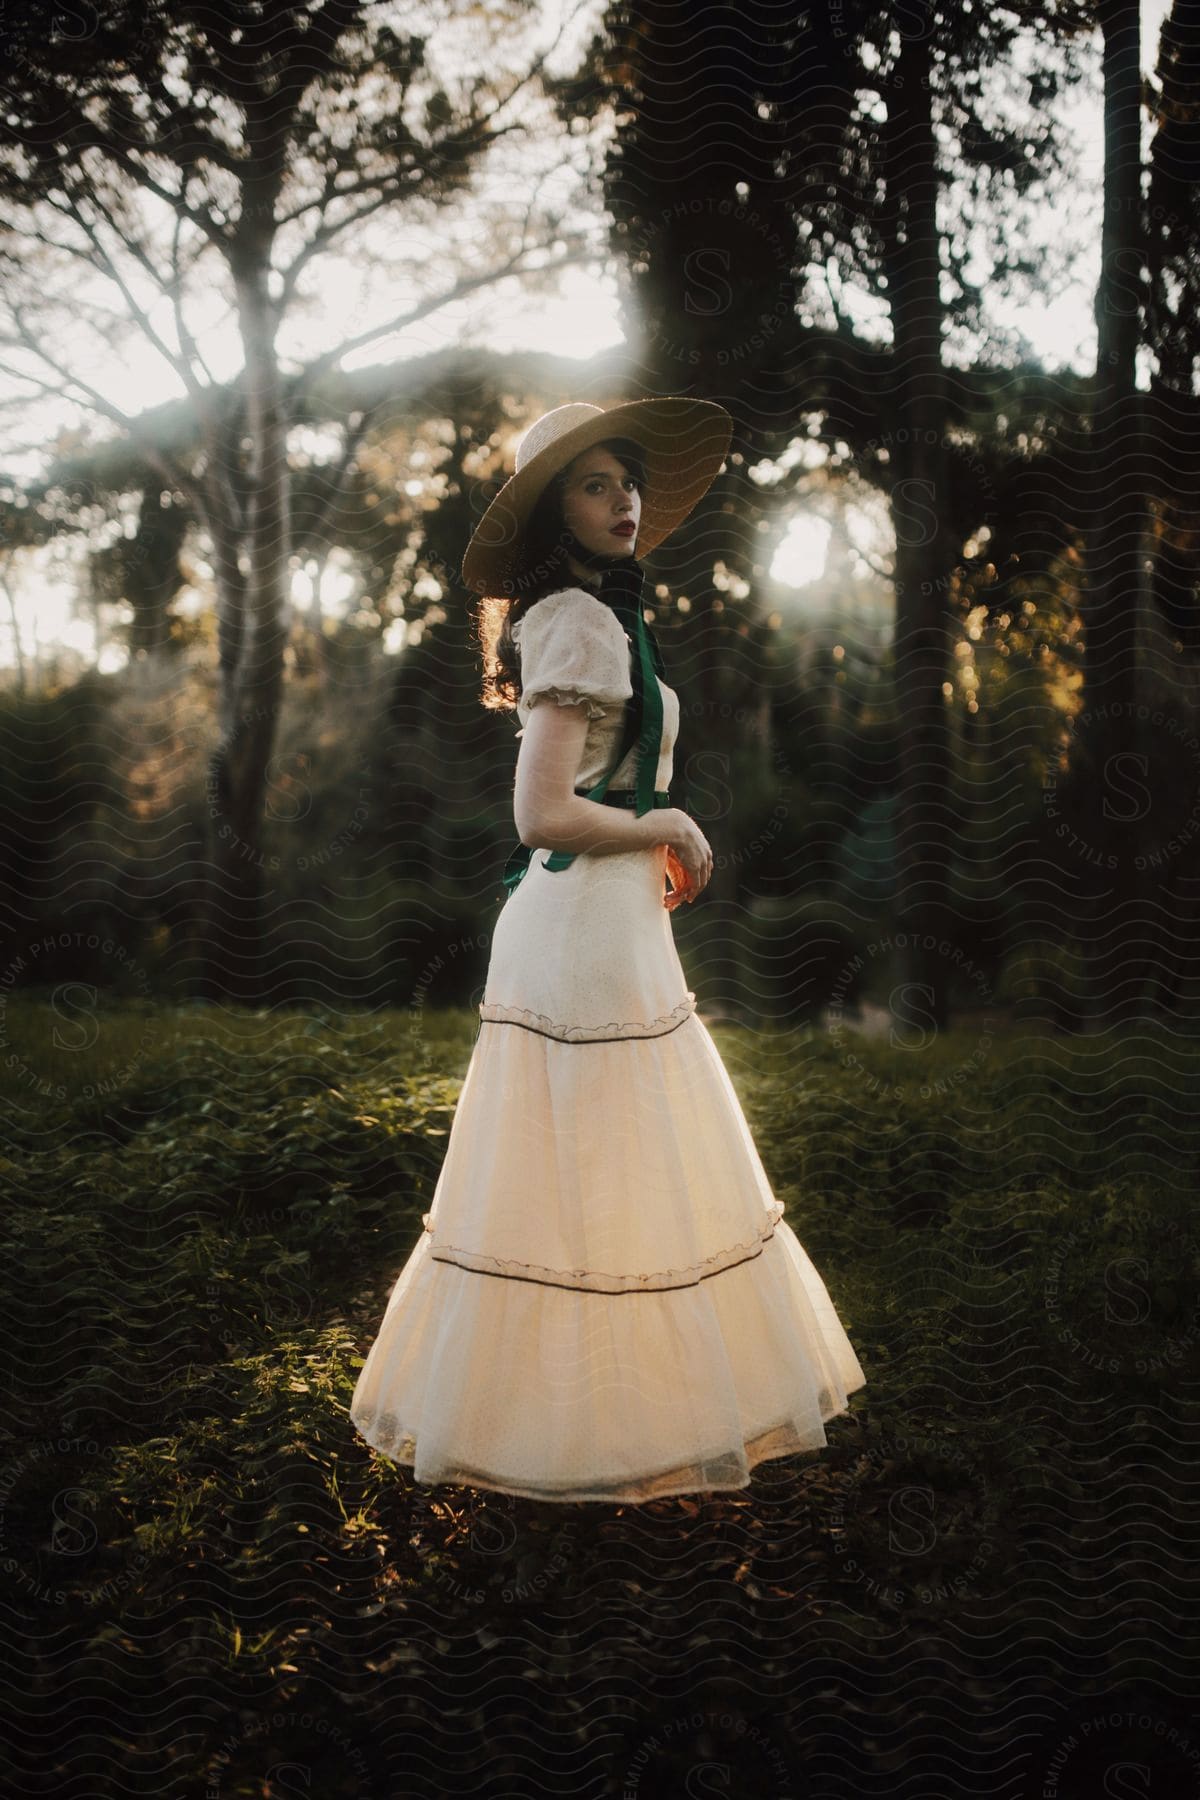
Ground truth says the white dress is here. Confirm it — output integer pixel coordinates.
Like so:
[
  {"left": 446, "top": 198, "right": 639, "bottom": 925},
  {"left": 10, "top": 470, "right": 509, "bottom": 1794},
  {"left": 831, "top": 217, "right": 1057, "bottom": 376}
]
[{"left": 349, "top": 586, "right": 867, "bottom": 1503}]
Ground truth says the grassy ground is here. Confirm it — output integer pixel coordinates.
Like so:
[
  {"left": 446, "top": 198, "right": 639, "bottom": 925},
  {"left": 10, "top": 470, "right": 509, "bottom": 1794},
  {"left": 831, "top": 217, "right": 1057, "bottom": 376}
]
[{"left": 0, "top": 995, "right": 1197, "bottom": 1797}]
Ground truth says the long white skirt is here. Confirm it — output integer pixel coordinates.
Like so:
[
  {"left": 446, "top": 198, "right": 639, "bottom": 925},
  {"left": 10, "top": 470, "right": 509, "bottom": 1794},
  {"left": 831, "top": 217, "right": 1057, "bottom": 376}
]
[{"left": 349, "top": 834, "right": 867, "bottom": 1503}]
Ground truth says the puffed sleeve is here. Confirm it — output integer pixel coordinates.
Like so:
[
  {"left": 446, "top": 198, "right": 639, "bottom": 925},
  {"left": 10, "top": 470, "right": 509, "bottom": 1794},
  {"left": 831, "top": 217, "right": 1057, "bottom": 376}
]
[{"left": 513, "top": 587, "right": 633, "bottom": 725}]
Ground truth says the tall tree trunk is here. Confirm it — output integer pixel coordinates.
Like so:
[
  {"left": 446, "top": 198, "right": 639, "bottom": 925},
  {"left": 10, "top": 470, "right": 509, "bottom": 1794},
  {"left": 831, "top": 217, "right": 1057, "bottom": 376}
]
[
  {"left": 881, "top": 10, "right": 958, "bottom": 1032},
  {"left": 200, "top": 264, "right": 289, "bottom": 1002},
  {"left": 0, "top": 562, "right": 26, "bottom": 696},
  {"left": 1077, "top": 0, "right": 1149, "bottom": 1029}
]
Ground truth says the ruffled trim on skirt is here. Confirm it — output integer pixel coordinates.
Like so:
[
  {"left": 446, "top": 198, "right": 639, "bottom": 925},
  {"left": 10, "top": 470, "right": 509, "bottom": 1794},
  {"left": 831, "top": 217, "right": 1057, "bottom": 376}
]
[
  {"left": 350, "top": 1223, "right": 867, "bottom": 1505},
  {"left": 422, "top": 1195, "right": 786, "bottom": 1294},
  {"left": 477, "top": 990, "right": 695, "bottom": 1043}
]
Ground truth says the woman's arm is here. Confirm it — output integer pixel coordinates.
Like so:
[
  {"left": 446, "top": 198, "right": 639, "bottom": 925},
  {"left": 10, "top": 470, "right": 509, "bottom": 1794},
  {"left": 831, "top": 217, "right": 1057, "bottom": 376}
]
[{"left": 513, "top": 700, "right": 670, "bottom": 858}]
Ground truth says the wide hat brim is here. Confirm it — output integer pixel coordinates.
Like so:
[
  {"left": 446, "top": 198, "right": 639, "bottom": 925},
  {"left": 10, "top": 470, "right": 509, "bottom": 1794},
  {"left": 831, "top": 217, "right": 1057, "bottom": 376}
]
[{"left": 461, "top": 397, "right": 733, "bottom": 595}]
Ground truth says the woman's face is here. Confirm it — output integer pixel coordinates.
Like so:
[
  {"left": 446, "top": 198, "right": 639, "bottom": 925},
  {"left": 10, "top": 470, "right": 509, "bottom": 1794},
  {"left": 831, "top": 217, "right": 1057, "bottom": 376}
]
[{"left": 559, "top": 446, "right": 642, "bottom": 572}]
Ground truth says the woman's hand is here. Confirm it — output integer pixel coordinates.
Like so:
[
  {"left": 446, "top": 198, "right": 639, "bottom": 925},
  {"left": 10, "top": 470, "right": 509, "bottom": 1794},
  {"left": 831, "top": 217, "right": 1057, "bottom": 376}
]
[
  {"left": 664, "top": 846, "right": 693, "bottom": 910},
  {"left": 662, "top": 811, "right": 713, "bottom": 910}
]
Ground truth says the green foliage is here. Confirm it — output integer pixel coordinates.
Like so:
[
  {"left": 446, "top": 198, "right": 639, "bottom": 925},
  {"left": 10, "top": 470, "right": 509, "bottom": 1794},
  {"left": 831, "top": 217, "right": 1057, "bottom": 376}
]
[
  {"left": 2, "top": 1000, "right": 1198, "bottom": 1790},
  {"left": 995, "top": 939, "right": 1090, "bottom": 1030}
]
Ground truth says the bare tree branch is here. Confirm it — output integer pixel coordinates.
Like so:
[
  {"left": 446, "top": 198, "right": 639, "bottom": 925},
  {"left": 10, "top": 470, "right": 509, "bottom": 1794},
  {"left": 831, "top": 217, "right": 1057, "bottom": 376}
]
[
  {"left": 0, "top": 319, "right": 194, "bottom": 503},
  {"left": 171, "top": 213, "right": 224, "bottom": 405},
  {"left": 275, "top": 185, "right": 414, "bottom": 310},
  {"left": 51, "top": 195, "right": 195, "bottom": 393},
  {"left": 283, "top": 241, "right": 597, "bottom": 399},
  {"left": 275, "top": 156, "right": 364, "bottom": 231},
  {"left": 13, "top": 187, "right": 231, "bottom": 475},
  {"left": 4, "top": 213, "right": 109, "bottom": 277},
  {"left": 45, "top": 187, "right": 176, "bottom": 300},
  {"left": 78, "top": 128, "right": 231, "bottom": 255}
]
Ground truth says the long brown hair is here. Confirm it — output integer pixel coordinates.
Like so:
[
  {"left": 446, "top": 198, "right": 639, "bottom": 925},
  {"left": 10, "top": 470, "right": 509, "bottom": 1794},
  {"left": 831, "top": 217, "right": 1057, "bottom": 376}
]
[{"left": 472, "top": 436, "right": 647, "bottom": 713}]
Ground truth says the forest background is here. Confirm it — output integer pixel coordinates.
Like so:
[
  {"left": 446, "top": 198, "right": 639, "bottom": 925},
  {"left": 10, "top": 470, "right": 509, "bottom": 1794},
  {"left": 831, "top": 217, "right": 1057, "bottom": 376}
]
[{"left": 1, "top": 0, "right": 1197, "bottom": 1040}]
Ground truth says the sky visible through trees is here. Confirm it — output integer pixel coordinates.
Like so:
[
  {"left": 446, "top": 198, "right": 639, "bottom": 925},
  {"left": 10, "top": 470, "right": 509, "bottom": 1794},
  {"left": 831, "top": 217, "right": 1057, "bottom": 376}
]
[{"left": 0, "top": 0, "right": 1172, "bottom": 673}]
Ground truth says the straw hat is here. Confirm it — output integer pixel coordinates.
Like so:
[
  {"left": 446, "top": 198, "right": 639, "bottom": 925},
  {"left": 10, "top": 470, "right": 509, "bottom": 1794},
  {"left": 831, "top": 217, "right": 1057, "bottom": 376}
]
[{"left": 461, "top": 397, "right": 733, "bottom": 595}]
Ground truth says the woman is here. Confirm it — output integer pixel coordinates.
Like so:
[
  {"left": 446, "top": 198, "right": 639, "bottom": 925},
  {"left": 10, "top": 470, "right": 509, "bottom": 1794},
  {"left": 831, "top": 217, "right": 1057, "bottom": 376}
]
[{"left": 349, "top": 398, "right": 866, "bottom": 1504}]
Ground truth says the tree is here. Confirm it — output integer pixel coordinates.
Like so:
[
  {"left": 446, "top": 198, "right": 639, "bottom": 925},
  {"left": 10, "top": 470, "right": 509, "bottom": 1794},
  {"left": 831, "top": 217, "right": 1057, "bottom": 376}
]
[
  {"left": 0, "top": 0, "right": 596, "bottom": 998},
  {"left": 1072, "top": 0, "right": 1149, "bottom": 1025},
  {"left": 561, "top": 0, "right": 1097, "bottom": 1028},
  {"left": 1108, "top": 0, "right": 1200, "bottom": 1020}
]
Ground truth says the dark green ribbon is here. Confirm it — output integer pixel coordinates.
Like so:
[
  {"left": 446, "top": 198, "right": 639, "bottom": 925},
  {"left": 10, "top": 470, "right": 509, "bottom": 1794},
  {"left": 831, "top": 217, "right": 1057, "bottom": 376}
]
[{"left": 501, "top": 557, "right": 667, "bottom": 896}]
